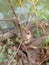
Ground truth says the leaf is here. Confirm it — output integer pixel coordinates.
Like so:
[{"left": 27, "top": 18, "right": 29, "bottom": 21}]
[
  {"left": 7, "top": 38, "right": 14, "bottom": 45},
  {"left": 16, "top": 37, "right": 22, "bottom": 43},
  {"left": 34, "top": 0, "right": 38, "bottom": 4},
  {"left": 41, "top": 15, "right": 47, "bottom": 20},
  {"left": 8, "top": 49, "right": 13, "bottom": 55},
  {"left": 0, "top": 52, "right": 5, "bottom": 63},
  {"left": 0, "top": 45, "right": 6, "bottom": 63},
  {"left": 45, "top": 36, "right": 49, "bottom": 44},
  {"left": 46, "top": 62, "right": 49, "bottom": 65},
  {"left": 33, "top": 28, "right": 39, "bottom": 38},
  {"left": 13, "top": 59, "right": 17, "bottom": 65},
  {"left": 7, "top": 38, "right": 11, "bottom": 43},
  {"left": 29, "top": 5, "right": 33, "bottom": 13},
  {"left": 42, "top": 35, "right": 49, "bottom": 47},
  {"left": 15, "top": 0, "right": 23, "bottom": 7},
  {"left": 28, "top": 0, "right": 38, "bottom": 4}
]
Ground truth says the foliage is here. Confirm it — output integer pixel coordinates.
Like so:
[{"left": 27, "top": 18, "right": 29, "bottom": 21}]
[
  {"left": 0, "top": 45, "right": 6, "bottom": 63},
  {"left": 7, "top": 38, "right": 14, "bottom": 45},
  {"left": 0, "top": 0, "right": 49, "bottom": 65},
  {"left": 33, "top": 28, "right": 39, "bottom": 38},
  {"left": 46, "top": 62, "right": 49, "bottom": 65},
  {"left": 8, "top": 48, "right": 13, "bottom": 55},
  {"left": 42, "top": 35, "right": 49, "bottom": 47},
  {"left": 0, "top": 0, "right": 49, "bottom": 29},
  {"left": 16, "top": 37, "right": 22, "bottom": 43}
]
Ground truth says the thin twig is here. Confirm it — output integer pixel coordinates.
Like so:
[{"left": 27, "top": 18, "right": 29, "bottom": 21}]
[
  {"left": 0, "top": 18, "right": 13, "bottom": 21},
  {"left": 8, "top": 0, "right": 17, "bottom": 17}
]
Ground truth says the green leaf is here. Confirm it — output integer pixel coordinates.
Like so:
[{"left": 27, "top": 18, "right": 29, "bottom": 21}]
[
  {"left": 13, "top": 59, "right": 17, "bottom": 65},
  {"left": 42, "top": 35, "right": 49, "bottom": 47},
  {"left": 45, "top": 36, "right": 49, "bottom": 44},
  {"left": 46, "top": 62, "right": 49, "bottom": 65},
  {"left": 29, "top": 5, "right": 33, "bottom": 13},
  {"left": 16, "top": 37, "right": 22, "bottom": 43},
  {"left": 8, "top": 49, "right": 13, "bottom": 55},
  {"left": 7, "top": 38, "right": 14, "bottom": 45},
  {"left": 34, "top": 0, "right": 38, "bottom": 4},
  {"left": 15, "top": 0, "right": 23, "bottom": 7},
  {"left": 7, "top": 38, "right": 10, "bottom": 42},
  {"left": 41, "top": 15, "right": 47, "bottom": 20},
  {"left": 0, "top": 52, "right": 5, "bottom": 63},
  {"left": 33, "top": 28, "right": 39, "bottom": 38}
]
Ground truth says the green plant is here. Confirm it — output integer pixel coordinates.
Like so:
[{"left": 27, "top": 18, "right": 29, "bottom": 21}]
[
  {"left": 0, "top": 45, "right": 6, "bottom": 63},
  {"left": 8, "top": 48, "right": 13, "bottom": 55},
  {"left": 42, "top": 35, "right": 49, "bottom": 47},
  {"left": 16, "top": 37, "right": 22, "bottom": 43},
  {"left": 7, "top": 38, "right": 14, "bottom": 45}
]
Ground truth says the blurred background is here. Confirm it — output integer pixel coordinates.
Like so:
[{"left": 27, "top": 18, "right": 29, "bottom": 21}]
[{"left": 0, "top": 0, "right": 49, "bottom": 30}]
